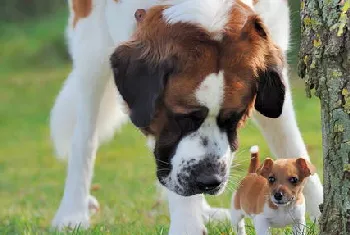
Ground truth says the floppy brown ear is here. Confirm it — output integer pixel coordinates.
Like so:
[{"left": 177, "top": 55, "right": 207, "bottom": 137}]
[
  {"left": 296, "top": 158, "right": 316, "bottom": 178},
  {"left": 251, "top": 16, "right": 286, "bottom": 118},
  {"left": 110, "top": 42, "right": 176, "bottom": 128},
  {"left": 258, "top": 158, "right": 274, "bottom": 178}
]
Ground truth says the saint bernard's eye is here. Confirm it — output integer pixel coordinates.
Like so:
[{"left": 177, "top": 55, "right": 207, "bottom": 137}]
[
  {"left": 174, "top": 108, "right": 208, "bottom": 132},
  {"left": 217, "top": 111, "right": 243, "bottom": 130}
]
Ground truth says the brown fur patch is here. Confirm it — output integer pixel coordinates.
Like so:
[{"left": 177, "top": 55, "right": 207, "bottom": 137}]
[
  {"left": 249, "top": 150, "right": 260, "bottom": 173},
  {"left": 140, "top": 3, "right": 276, "bottom": 136},
  {"left": 269, "top": 159, "right": 315, "bottom": 195},
  {"left": 125, "top": 5, "right": 221, "bottom": 134},
  {"left": 72, "top": 0, "right": 92, "bottom": 28},
  {"left": 111, "top": 2, "right": 285, "bottom": 162},
  {"left": 220, "top": 2, "right": 284, "bottom": 126},
  {"left": 120, "top": 2, "right": 283, "bottom": 142},
  {"left": 234, "top": 174, "right": 269, "bottom": 214}
]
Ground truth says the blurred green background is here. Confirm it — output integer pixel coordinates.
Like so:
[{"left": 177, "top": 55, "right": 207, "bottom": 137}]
[
  {"left": 0, "top": 0, "right": 301, "bottom": 74},
  {"left": 0, "top": 1, "right": 321, "bottom": 234}
]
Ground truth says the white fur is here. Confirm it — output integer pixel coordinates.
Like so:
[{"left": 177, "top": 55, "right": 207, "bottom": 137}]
[
  {"left": 168, "top": 190, "right": 231, "bottom": 235},
  {"left": 240, "top": 0, "right": 254, "bottom": 8},
  {"left": 250, "top": 145, "right": 259, "bottom": 154},
  {"left": 254, "top": 0, "right": 290, "bottom": 53},
  {"left": 196, "top": 71, "right": 224, "bottom": 116},
  {"left": 50, "top": 0, "right": 323, "bottom": 232},
  {"left": 52, "top": 0, "right": 118, "bottom": 229},
  {"left": 163, "top": 0, "right": 234, "bottom": 40},
  {"left": 165, "top": 118, "right": 233, "bottom": 194},
  {"left": 168, "top": 191, "right": 207, "bottom": 235},
  {"left": 162, "top": 72, "right": 232, "bottom": 194},
  {"left": 146, "top": 136, "right": 156, "bottom": 151},
  {"left": 201, "top": 196, "right": 231, "bottom": 222},
  {"left": 231, "top": 197, "right": 306, "bottom": 235}
]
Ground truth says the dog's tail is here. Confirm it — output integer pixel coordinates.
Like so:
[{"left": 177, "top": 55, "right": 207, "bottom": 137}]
[
  {"left": 248, "top": 145, "right": 260, "bottom": 174},
  {"left": 50, "top": 74, "right": 128, "bottom": 159}
]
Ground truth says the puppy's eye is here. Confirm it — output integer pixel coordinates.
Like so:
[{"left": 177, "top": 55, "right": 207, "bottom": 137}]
[
  {"left": 289, "top": 177, "right": 299, "bottom": 184},
  {"left": 268, "top": 176, "right": 276, "bottom": 183}
]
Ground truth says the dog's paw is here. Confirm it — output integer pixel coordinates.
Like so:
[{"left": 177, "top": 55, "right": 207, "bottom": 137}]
[
  {"left": 52, "top": 194, "right": 99, "bottom": 230},
  {"left": 51, "top": 212, "right": 90, "bottom": 230},
  {"left": 88, "top": 195, "right": 100, "bottom": 215},
  {"left": 169, "top": 222, "right": 207, "bottom": 235}
]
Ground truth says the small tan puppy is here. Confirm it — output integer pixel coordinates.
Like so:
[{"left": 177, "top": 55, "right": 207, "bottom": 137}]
[{"left": 231, "top": 146, "right": 316, "bottom": 235}]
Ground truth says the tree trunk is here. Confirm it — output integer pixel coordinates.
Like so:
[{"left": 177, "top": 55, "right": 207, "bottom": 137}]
[{"left": 299, "top": 0, "right": 350, "bottom": 234}]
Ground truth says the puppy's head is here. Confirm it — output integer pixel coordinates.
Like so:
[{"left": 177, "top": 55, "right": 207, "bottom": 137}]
[
  {"left": 259, "top": 158, "right": 316, "bottom": 206},
  {"left": 110, "top": 1, "right": 285, "bottom": 196}
]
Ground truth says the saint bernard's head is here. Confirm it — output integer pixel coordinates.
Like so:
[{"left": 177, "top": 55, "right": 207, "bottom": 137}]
[{"left": 110, "top": 0, "right": 285, "bottom": 196}]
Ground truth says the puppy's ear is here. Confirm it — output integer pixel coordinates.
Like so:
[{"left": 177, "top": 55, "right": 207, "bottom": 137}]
[
  {"left": 258, "top": 158, "right": 274, "bottom": 178},
  {"left": 250, "top": 16, "right": 286, "bottom": 118},
  {"left": 110, "top": 42, "right": 177, "bottom": 128},
  {"left": 296, "top": 158, "right": 316, "bottom": 178}
]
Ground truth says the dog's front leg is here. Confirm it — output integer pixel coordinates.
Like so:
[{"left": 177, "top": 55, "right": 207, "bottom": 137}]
[
  {"left": 168, "top": 191, "right": 207, "bottom": 235},
  {"left": 292, "top": 217, "right": 306, "bottom": 235},
  {"left": 253, "top": 69, "right": 323, "bottom": 220},
  {"left": 253, "top": 216, "right": 271, "bottom": 235},
  {"left": 51, "top": 8, "right": 114, "bottom": 227},
  {"left": 51, "top": 68, "right": 111, "bottom": 229}
]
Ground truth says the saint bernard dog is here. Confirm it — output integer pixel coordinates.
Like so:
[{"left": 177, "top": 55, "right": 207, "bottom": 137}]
[{"left": 50, "top": 0, "right": 323, "bottom": 234}]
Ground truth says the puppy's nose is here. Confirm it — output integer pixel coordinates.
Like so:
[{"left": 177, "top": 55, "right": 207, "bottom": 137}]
[
  {"left": 274, "top": 192, "right": 283, "bottom": 201},
  {"left": 196, "top": 174, "right": 222, "bottom": 192}
]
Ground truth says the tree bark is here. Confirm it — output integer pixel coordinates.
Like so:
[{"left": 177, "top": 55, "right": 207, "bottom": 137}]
[{"left": 299, "top": 0, "right": 350, "bottom": 234}]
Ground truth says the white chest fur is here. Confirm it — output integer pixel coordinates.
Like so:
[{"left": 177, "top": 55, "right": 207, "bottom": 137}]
[{"left": 262, "top": 202, "right": 305, "bottom": 228}]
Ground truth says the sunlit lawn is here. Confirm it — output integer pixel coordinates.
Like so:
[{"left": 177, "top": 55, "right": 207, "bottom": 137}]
[{"left": 0, "top": 65, "right": 322, "bottom": 234}]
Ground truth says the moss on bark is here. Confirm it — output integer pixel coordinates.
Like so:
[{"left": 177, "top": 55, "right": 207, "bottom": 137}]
[{"left": 299, "top": 1, "right": 350, "bottom": 234}]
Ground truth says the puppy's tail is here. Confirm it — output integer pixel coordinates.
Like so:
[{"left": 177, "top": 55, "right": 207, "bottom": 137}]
[{"left": 248, "top": 145, "right": 260, "bottom": 174}]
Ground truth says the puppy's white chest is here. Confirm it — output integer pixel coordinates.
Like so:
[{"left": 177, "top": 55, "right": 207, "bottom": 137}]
[{"left": 263, "top": 203, "right": 304, "bottom": 228}]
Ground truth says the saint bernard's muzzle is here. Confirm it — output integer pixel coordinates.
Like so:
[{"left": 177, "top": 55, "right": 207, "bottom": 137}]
[{"left": 110, "top": 3, "right": 285, "bottom": 196}]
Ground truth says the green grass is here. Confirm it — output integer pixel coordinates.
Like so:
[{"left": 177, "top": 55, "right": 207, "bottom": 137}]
[
  {"left": 0, "top": 65, "right": 323, "bottom": 234},
  {"left": 0, "top": 10, "right": 68, "bottom": 75}
]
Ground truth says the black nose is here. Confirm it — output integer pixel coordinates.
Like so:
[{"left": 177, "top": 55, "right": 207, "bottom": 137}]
[
  {"left": 274, "top": 192, "right": 283, "bottom": 201},
  {"left": 196, "top": 174, "right": 222, "bottom": 192}
]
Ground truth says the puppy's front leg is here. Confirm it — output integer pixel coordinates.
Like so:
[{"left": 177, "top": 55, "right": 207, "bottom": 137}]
[
  {"left": 253, "top": 216, "right": 271, "bottom": 235},
  {"left": 168, "top": 191, "right": 207, "bottom": 235},
  {"left": 292, "top": 217, "right": 306, "bottom": 235}
]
